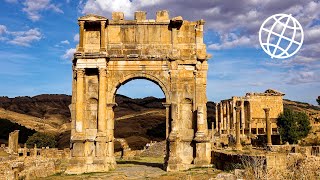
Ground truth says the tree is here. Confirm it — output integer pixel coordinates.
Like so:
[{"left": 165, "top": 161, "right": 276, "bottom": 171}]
[
  {"left": 277, "top": 108, "right": 311, "bottom": 144},
  {"left": 26, "top": 132, "right": 57, "bottom": 148},
  {"left": 317, "top": 96, "right": 320, "bottom": 106}
]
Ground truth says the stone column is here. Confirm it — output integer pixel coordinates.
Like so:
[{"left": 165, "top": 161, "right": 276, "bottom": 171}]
[
  {"left": 100, "top": 21, "right": 106, "bottom": 51},
  {"left": 232, "top": 100, "right": 236, "bottom": 135},
  {"left": 33, "top": 144, "right": 37, "bottom": 157},
  {"left": 248, "top": 101, "right": 252, "bottom": 135},
  {"left": 98, "top": 68, "right": 107, "bottom": 134},
  {"left": 219, "top": 103, "right": 223, "bottom": 133},
  {"left": 162, "top": 103, "right": 171, "bottom": 139},
  {"left": 23, "top": 143, "right": 27, "bottom": 157},
  {"left": 78, "top": 21, "right": 84, "bottom": 52},
  {"left": 256, "top": 121, "right": 259, "bottom": 135},
  {"left": 223, "top": 103, "right": 227, "bottom": 131},
  {"left": 264, "top": 108, "right": 272, "bottom": 146},
  {"left": 76, "top": 68, "right": 85, "bottom": 133},
  {"left": 240, "top": 99, "right": 245, "bottom": 135},
  {"left": 106, "top": 102, "right": 117, "bottom": 166},
  {"left": 195, "top": 106, "right": 205, "bottom": 138},
  {"left": 226, "top": 102, "right": 230, "bottom": 134},
  {"left": 215, "top": 104, "right": 218, "bottom": 132},
  {"left": 235, "top": 106, "right": 242, "bottom": 150}
]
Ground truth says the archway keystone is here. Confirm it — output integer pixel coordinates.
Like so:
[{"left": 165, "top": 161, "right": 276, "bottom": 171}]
[{"left": 67, "top": 11, "right": 211, "bottom": 174}]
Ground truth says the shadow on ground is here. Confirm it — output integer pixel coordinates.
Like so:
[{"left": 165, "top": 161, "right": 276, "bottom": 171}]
[{"left": 117, "top": 160, "right": 163, "bottom": 168}]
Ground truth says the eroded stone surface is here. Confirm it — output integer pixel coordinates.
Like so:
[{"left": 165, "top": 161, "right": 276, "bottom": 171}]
[{"left": 68, "top": 11, "right": 210, "bottom": 174}]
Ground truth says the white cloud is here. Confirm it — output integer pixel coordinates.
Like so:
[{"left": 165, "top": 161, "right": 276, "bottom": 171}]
[
  {"left": 73, "top": 33, "right": 79, "bottom": 42},
  {"left": 60, "top": 40, "right": 70, "bottom": 44},
  {"left": 23, "top": 0, "right": 63, "bottom": 21},
  {"left": 286, "top": 70, "right": 320, "bottom": 85},
  {"left": 0, "top": 25, "right": 42, "bottom": 46},
  {"left": 0, "top": 25, "right": 7, "bottom": 35},
  {"left": 62, "top": 48, "right": 76, "bottom": 60},
  {"left": 208, "top": 34, "right": 255, "bottom": 50},
  {"left": 8, "top": 28, "right": 42, "bottom": 46}
]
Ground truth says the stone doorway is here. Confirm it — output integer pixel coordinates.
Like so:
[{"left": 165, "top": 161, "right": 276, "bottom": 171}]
[{"left": 66, "top": 11, "right": 211, "bottom": 174}]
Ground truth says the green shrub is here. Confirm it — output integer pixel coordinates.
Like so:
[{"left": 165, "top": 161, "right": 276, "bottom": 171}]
[
  {"left": 277, "top": 108, "right": 311, "bottom": 144},
  {"left": 26, "top": 132, "right": 57, "bottom": 148}
]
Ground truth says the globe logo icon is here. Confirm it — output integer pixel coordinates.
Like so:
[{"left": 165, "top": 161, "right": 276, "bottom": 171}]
[{"left": 259, "top": 14, "right": 304, "bottom": 59}]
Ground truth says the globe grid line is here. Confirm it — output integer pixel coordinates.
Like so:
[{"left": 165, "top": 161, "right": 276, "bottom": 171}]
[
  {"left": 271, "top": 14, "right": 291, "bottom": 57},
  {"left": 259, "top": 13, "right": 304, "bottom": 59},
  {"left": 261, "top": 28, "right": 301, "bottom": 45},
  {"left": 265, "top": 15, "right": 286, "bottom": 58}
]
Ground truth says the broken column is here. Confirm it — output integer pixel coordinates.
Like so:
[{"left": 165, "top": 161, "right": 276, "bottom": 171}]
[
  {"left": 8, "top": 130, "right": 19, "bottom": 154},
  {"left": 235, "top": 106, "right": 242, "bottom": 150},
  {"left": 263, "top": 108, "right": 272, "bottom": 146}
]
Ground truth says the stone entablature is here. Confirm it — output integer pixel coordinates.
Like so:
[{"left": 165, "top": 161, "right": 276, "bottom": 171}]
[{"left": 74, "top": 10, "right": 207, "bottom": 63}]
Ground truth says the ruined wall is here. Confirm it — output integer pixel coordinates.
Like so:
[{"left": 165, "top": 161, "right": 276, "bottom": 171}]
[{"left": 250, "top": 95, "right": 283, "bottom": 120}]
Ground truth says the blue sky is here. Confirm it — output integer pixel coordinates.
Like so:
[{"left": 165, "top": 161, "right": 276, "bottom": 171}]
[{"left": 0, "top": 0, "right": 319, "bottom": 105}]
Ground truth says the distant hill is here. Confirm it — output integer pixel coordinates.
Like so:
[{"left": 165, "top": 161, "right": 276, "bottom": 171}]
[{"left": 0, "top": 94, "right": 319, "bottom": 149}]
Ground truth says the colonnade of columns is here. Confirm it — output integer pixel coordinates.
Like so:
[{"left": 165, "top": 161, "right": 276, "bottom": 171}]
[
  {"left": 214, "top": 100, "right": 274, "bottom": 149},
  {"left": 215, "top": 99, "right": 248, "bottom": 135}
]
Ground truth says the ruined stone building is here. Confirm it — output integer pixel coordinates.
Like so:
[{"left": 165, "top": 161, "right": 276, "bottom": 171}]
[
  {"left": 68, "top": 11, "right": 211, "bottom": 174},
  {"left": 215, "top": 89, "right": 284, "bottom": 136}
]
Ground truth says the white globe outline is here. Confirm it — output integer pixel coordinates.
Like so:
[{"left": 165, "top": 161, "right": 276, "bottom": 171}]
[{"left": 259, "top": 13, "right": 304, "bottom": 59}]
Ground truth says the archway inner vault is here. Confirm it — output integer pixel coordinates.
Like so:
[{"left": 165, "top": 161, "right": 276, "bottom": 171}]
[{"left": 67, "top": 11, "right": 211, "bottom": 174}]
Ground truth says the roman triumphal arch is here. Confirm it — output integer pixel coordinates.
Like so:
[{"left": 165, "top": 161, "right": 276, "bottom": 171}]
[{"left": 67, "top": 11, "right": 211, "bottom": 174}]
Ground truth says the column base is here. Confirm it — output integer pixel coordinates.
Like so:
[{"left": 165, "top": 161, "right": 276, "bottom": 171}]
[
  {"left": 165, "top": 159, "right": 194, "bottom": 171},
  {"left": 235, "top": 144, "right": 243, "bottom": 151},
  {"left": 194, "top": 142, "right": 211, "bottom": 165},
  {"left": 65, "top": 157, "right": 116, "bottom": 175}
]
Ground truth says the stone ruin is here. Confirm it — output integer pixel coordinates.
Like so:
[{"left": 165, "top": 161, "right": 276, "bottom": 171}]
[
  {"left": 68, "top": 10, "right": 211, "bottom": 174},
  {"left": 213, "top": 89, "right": 285, "bottom": 149},
  {"left": 0, "top": 131, "right": 70, "bottom": 179},
  {"left": 8, "top": 130, "right": 19, "bottom": 154}
]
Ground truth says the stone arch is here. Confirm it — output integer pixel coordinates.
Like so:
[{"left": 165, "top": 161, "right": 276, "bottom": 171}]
[{"left": 111, "top": 72, "right": 170, "bottom": 103}]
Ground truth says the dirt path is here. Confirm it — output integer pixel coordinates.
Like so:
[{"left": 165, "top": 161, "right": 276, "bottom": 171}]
[{"left": 45, "top": 157, "right": 221, "bottom": 180}]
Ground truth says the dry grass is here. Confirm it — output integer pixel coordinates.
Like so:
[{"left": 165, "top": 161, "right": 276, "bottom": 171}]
[
  {"left": 241, "top": 154, "right": 320, "bottom": 180},
  {"left": 0, "top": 150, "right": 9, "bottom": 157}
]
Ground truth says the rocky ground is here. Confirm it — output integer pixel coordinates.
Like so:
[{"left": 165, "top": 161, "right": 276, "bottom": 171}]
[{"left": 44, "top": 157, "right": 223, "bottom": 180}]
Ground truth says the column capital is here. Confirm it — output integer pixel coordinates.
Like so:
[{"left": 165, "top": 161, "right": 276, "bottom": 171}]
[
  {"left": 106, "top": 103, "right": 118, "bottom": 108},
  {"left": 162, "top": 102, "right": 171, "bottom": 108},
  {"left": 76, "top": 68, "right": 85, "bottom": 76},
  {"left": 235, "top": 106, "right": 241, "bottom": 112},
  {"left": 101, "top": 20, "right": 106, "bottom": 26},
  {"left": 263, "top": 108, "right": 270, "bottom": 114},
  {"left": 98, "top": 68, "right": 107, "bottom": 77},
  {"left": 78, "top": 21, "right": 85, "bottom": 27}
]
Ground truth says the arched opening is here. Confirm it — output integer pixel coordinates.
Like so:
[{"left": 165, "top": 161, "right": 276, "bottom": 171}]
[{"left": 112, "top": 79, "right": 167, "bottom": 167}]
